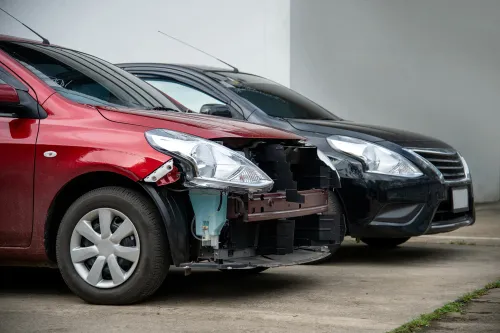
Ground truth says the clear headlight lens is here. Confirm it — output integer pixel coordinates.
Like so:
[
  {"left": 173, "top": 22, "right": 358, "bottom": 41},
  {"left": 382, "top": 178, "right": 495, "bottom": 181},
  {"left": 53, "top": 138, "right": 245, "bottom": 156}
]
[
  {"left": 145, "top": 129, "right": 273, "bottom": 192},
  {"left": 327, "top": 135, "right": 423, "bottom": 178}
]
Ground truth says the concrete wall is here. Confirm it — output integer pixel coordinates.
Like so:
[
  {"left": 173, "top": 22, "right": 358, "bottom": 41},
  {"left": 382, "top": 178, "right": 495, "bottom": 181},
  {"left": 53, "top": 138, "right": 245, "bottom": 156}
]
[
  {"left": 0, "top": 0, "right": 290, "bottom": 85},
  {"left": 290, "top": 0, "right": 500, "bottom": 202}
]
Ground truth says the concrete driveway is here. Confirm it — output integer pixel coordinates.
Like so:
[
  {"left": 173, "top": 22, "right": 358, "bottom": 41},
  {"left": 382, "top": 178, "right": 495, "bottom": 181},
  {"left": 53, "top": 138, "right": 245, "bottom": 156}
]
[{"left": 0, "top": 204, "right": 499, "bottom": 333}]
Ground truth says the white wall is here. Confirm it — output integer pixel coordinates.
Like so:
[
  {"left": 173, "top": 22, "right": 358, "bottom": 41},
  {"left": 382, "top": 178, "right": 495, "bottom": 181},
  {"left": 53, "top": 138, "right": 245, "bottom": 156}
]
[
  {"left": 0, "top": 0, "right": 290, "bottom": 85},
  {"left": 291, "top": 0, "right": 500, "bottom": 202}
]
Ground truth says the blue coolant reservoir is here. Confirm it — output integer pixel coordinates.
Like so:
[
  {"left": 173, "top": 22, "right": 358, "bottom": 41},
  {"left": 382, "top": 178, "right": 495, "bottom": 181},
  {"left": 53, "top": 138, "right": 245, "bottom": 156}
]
[{"left": 188, "top": 189, "right": 228, "bottom": 248}]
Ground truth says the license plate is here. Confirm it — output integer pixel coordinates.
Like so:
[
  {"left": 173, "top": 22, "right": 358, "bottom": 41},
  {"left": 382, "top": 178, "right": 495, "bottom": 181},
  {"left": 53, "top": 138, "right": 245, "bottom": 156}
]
[{"left": 452, "top": 188, "right": 469, "bottom": 212}]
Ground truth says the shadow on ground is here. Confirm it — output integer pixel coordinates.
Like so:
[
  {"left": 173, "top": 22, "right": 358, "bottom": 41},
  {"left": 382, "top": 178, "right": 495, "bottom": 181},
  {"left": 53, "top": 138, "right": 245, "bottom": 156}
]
[
  {"left": 0, "top": 266, "right": 311, "bottom": 302},
  {"left": 151, "top": 269, "right": 311, "bottom": 302},
  {"left": 325, "top": 243, "right": 465, "bottom": 266},
  {"left": 0, "top": 243, "right": 464, "bottom": 302}
]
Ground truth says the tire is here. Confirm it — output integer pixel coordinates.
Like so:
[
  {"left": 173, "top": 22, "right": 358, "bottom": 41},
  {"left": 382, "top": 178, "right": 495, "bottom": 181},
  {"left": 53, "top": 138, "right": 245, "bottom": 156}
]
[
  {"left": 219, "top": 267, "right": 269, "bottom": 274},
  {"left": 56, "top": 186, "right": 169, "bottom": 305},
  {"left": 301, "top": 190, "right": 346, "bottom": 265},
  {"left": 361, "top": 237, "right": 411, "bottom": 249}
]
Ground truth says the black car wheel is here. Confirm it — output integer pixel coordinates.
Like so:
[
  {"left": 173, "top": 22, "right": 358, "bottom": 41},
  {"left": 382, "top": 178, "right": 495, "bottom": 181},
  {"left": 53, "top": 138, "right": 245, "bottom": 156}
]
[
  {"left": 56, "top": 186, "right": 170, "bottom": 305},
  {"left": 361, "top": 237, "right": 411, "bottom": 249}
]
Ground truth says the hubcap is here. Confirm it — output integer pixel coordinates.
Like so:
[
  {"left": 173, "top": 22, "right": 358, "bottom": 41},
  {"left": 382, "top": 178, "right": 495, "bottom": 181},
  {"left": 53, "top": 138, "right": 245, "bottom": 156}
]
[{"left": 70, "top": 208, "right": 140, "bottom": 289}]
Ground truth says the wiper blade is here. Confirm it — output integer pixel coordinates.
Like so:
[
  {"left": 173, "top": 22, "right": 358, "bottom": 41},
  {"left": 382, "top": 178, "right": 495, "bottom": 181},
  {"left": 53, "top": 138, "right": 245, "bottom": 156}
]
[{"left": 145, "top": 106, "right": 179, "bottom": 112}]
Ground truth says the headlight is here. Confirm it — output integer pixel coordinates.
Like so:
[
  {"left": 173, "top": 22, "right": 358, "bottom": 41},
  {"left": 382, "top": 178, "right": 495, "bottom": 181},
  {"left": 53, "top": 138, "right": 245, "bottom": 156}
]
[
  {"left": 145, "top": 129, "right": 273, "bottom": 192},
  {"left": 326, "top": 135, "right": 423, "bottom": 178}
]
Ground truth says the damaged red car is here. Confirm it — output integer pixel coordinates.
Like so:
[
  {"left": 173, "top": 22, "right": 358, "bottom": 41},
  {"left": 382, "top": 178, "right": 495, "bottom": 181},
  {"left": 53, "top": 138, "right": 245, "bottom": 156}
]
[{"left": 0, "top": 36, "right": 342, "bottom": 304}]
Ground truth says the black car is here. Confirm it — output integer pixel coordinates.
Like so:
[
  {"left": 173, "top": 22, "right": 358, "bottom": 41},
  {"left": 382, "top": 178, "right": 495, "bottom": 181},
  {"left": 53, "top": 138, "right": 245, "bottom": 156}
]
[{"left": 118, "top": 63, "right": 475, "bottom": 251}]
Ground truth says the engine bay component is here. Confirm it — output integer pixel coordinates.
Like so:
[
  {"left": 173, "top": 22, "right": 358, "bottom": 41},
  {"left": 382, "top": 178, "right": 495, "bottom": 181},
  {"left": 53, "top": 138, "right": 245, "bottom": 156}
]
[{"left": 189, "top": 189, "right": 228, "bottom": 249}]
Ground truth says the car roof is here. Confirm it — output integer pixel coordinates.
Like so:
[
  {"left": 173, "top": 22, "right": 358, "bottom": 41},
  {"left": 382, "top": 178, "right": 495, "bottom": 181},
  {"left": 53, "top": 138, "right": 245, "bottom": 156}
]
[
  {"left": 116, "top": 62, "right": 237, "bottom": 74},
  {"left": 0, "top": 34, "right": 46, "bottom": 44},
  {"left": 0, "top": 34, "right": 74, "bottom": 52}
]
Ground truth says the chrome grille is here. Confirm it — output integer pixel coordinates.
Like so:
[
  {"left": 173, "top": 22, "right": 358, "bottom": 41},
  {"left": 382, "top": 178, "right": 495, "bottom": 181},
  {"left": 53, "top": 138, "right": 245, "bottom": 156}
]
[{"left": 410, "top": 149, "right": 465, "bottom": 182}]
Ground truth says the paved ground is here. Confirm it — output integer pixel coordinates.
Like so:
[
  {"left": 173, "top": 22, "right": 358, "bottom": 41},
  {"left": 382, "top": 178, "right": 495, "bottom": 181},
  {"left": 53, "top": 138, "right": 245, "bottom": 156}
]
[
  {"left": 0, "top": 203, "right": 499, "bottom": 333},
  {"left": 423, "top": 288, "right": 500, "bottom": 333}
]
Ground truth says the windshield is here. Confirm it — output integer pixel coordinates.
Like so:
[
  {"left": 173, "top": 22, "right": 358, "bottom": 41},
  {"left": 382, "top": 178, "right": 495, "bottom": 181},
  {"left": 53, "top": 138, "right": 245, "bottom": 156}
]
[
  {"left": 0, "top": 41, "right": 179, "bottom": 110},
  {"left": 207, "top": 72, "right": 340, "bottom": 120}
]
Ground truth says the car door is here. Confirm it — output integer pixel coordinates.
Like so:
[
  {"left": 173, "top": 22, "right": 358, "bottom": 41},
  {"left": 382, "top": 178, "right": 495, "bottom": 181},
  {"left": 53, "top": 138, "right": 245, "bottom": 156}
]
[
  {"left": 139, "top": 73, "right": 244, "bottom": 119},
  {"left": 0, "top": 64, "right": 39, "bottom": 247}
]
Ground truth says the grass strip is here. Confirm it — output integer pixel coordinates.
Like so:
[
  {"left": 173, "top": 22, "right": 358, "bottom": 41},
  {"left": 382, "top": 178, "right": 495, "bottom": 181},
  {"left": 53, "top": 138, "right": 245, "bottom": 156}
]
[{"left": 388, "top": 280, "right": 500, "bottom": 333}]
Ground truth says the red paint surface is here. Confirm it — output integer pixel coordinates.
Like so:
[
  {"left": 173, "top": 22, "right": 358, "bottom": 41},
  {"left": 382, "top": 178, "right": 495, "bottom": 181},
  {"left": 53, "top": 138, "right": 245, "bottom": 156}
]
[
  {"left": 98, "top": 107, "right": 303, "bottom": 140},
  {"left": 0, "top": 118, "right": 38, "bottom": 247},
  {"left": 156, "top": 165, "right": 181, "bottom": 186}
]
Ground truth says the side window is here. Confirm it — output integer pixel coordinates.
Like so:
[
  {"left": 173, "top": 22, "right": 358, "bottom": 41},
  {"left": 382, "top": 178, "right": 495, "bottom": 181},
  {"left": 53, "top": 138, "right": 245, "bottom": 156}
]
[
  {"left": 146, "top": 79, "right": 224, "bottom": 113},
  {"left": 0, "top": 42, "right": 131, "bottom": 107}
]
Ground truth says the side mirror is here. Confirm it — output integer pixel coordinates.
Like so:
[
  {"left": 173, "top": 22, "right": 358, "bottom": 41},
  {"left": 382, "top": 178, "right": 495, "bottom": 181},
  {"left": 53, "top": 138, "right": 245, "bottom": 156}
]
[
  {"left": 0, "top": 84, "right": 20, "bottom": 106},
  {"left": 200, "top": 104, "right": 232, "bottom": 118},
  {"left": 0, "top": 81, "right": 42, "bottom": 119},
  {"left": 0, "top": 84, "right": 21, "bottom": 117}
]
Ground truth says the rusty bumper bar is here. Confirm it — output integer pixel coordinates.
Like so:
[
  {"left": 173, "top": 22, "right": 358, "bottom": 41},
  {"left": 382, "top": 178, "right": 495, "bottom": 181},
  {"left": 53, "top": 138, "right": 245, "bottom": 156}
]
[{"left": 227, "top": 189, "right": 329, "bottom": 222}]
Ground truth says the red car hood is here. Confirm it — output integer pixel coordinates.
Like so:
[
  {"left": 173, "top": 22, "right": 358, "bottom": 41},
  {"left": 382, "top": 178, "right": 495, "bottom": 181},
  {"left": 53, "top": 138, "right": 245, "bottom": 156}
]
[{"left": 98, "top": 107, "right": 303, "bottom": 141}]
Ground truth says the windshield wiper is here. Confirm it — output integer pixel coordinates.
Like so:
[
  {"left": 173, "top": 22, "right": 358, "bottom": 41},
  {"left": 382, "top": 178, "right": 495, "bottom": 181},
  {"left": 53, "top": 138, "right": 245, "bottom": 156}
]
[{"left": 145, "top": 106, "right": 179, "bottom": 112}]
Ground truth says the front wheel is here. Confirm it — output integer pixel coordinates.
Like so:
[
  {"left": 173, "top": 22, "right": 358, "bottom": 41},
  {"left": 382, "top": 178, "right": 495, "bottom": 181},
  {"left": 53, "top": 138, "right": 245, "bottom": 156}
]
[
  {"left": 361, "top": 237, "right": 411, "bottom": 249},
  {"left": 56, "top": 186, "right": 170, "bottom": 305}
]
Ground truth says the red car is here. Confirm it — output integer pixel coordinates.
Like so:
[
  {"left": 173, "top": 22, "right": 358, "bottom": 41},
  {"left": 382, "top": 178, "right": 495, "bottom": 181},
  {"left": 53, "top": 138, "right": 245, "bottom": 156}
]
[{"left": 0, "top": 36, "right": 342, "bottom": 304}]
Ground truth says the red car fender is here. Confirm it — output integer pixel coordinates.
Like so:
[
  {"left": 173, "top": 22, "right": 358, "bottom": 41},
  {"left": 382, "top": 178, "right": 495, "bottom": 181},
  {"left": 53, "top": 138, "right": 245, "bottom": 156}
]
[{"left": 26, "top": 94, "right": 173, "bottom": 261}]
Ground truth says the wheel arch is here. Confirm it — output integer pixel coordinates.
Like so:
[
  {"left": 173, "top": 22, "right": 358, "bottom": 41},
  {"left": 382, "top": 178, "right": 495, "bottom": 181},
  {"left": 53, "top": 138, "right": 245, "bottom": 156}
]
[
  {"left": 332, "top": 190, "right": 351, "bottom": 235},
  {"left": 44, "top": 171, "right": 154, "bottom": 262}
]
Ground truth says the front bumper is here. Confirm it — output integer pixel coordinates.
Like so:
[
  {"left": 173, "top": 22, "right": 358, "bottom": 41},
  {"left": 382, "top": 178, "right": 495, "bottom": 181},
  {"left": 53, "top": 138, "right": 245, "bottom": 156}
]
[
  {"left": 340, "top": 170, "right": 475, "bottom": 238},
  {"left": 297, "top": 132, "right": 475, "bottom": 240},
  {"left": 425, "top": 184, "right": 475, "bottom": 234}
]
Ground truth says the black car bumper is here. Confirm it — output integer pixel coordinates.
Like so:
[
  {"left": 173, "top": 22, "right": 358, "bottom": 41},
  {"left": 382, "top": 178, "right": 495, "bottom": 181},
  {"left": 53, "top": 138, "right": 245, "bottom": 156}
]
[{"left": 338, "top": 168, "right": 475, "bottom": 238}]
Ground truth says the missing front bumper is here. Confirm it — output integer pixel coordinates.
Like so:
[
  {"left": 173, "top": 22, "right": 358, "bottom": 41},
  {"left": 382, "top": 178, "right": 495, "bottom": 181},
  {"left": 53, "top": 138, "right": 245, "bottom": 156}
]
[{"left": 182, "top": 143, "right": 341, "bottom": 267}]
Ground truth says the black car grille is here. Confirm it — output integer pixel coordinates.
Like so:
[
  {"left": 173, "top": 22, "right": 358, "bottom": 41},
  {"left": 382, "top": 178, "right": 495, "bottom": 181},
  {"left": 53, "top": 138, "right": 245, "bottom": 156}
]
[{"left": 410, "top": 149, "right": 465, "bottom": 182}]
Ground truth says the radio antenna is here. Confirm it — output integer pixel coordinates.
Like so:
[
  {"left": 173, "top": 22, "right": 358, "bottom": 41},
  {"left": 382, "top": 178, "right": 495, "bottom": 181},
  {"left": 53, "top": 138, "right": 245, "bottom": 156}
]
[
  {"left": 0, "top": 8, "right": 50, "bottom": 45},
  {"left": 158, "top": 30, "right": 238, "bottom": 72}
]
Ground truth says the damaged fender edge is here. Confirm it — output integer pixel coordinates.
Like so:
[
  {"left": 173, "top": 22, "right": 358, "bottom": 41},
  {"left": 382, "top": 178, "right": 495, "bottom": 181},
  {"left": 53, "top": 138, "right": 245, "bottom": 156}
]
[{"left": 139, "top": 182, "right": 189, "bottom": 266}]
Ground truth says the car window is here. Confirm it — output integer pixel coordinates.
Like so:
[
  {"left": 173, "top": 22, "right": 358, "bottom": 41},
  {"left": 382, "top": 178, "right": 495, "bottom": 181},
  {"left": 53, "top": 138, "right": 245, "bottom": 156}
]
[
  {"left": 146, "top": 79, "right": 224, "bottom": 113},
  {"left": 0, "top": 43, "right": 129, "bottom": 107},
  {"left": 207, "top": 72, "right": 340, "bottom": 120},
  {"left": 0, "top": 42, "right": 180, "bottom": 110}
]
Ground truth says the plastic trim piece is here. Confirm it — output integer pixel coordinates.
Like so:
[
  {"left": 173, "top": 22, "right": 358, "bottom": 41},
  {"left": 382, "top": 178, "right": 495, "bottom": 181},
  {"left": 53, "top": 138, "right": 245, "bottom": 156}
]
[{"left": 144, "top": 159, "right": 174, "bottom": 182}]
